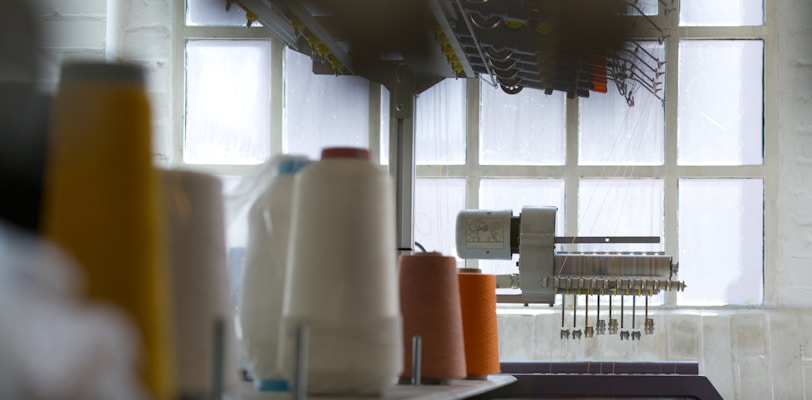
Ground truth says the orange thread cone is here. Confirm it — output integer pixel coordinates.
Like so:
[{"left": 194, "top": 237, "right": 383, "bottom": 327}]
[
  {"left": 399, "top": 253, "right": 466, "bottom": 381},
  {"left": 458, "top": 271, "right": 500, "bottom": 378}
]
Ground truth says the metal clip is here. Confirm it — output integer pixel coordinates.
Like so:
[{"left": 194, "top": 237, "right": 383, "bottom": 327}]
[
  {"left": 609, "top": 319, "right": 619, "bottom": 335},
  {"left": 620, "top": 329, "right": 630, "bottom": 341},
  {"left": 597, "top": 319, "right": 606, "bottom": 335}
]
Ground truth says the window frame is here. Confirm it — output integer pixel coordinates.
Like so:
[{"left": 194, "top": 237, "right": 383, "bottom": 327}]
[
  {"left": 172, "top": 6, "right": 284, "bottom": 176},
  {"left": 174, "top": 1, "right": 778, "bottom": 308},
  {"left": 173, "top": 12, "right": 385, "bottom": 170},
  {"left": 413, "top": 3, "right": 776, "bottom": 308}
]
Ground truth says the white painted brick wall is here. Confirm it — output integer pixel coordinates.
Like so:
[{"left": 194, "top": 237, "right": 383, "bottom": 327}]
[
  {"left": 32, "top": 0, "right": 107, "bottom": 90},
  {"left": 33, "top": 0, "right": 174, "bottom": 161},
  {"left": 34, "top": 0, "right": 106, "bottom": 15},
  {"left": 498, "top": 310, "right": 812, "bottom": 398},
  {"left": 778, "top": 0, "right": 812, "bottom": 307},
  {"left": 35, "top": 0, "right": 812, "bottom": 398},
  {"left": 111, "top": 0, "right": 174, "bottom": 164}
]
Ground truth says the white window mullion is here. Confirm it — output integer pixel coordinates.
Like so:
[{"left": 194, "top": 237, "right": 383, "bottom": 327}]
[
  {"left": 677, "top": 25, "right": 767, "bottom": 40},
  {"left": 183, "top": 26, "right": 275, "bottom": 40},
  {"left": 762, "top": 0, "right": 779, "bottom": 306},
  {"left": 171, "top": 0, "right": 186, "bottom": 167},
  {"left": 662, "top": 8, "right": 681, "bottom": 307},
  {"left": 565, "top": 97, "right": 579, "bottom": 236},
  {"left": 269, "top": 39, "right": 284, "bottom": 157},
  {"left": 466, "top": 78, "right": 481, "bottom": 270},
  {"left": 466, "top": 78, "right": 482, "bottom": 210}
]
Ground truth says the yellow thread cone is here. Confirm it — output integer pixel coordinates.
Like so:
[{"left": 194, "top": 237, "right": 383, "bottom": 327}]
[{"left": 42, "top": 62, "right": 175, "bottom": 399}]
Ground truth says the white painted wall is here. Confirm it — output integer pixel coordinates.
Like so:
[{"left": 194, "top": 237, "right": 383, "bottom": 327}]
[
  {"left": 31, "top": 0, "right": 812, "bottom": 398},
  {"left": 33, "top": 0, "right": 174, "bottom": 165}
]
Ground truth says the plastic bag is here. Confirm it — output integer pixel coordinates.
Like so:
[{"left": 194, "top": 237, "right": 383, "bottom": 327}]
[{"left": 222, "top": 155, "right": 310, "bottom": 384}]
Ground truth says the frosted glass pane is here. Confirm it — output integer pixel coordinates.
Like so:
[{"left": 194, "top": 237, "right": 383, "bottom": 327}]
[
  {"left": 416, "top": 79, "right": 466, "bottom": 165},
  {"left": 187, "top": 0, "right": 256, "bottom": 27},
  {"left": 284, "top": 49, "right": 370, "bottom": 160},
  {"left": 626, "top": 0, "right": 658, "bottom": 16},
  {"left": 578, "top": 179, "right": 664, "bottom": 253},
  {"left": 580, "top": 42, "right": 664, "bottom": 166},
  {"left": 678, "top": 179, "right": 763, "bottom": 306},
  {"left": 480, "top": 84, "right": 565, "bottom": 165},
  {"left": 678, "top": 40, "right": 763, "bottom": 165},
  {"left": 680, "top": 0, "right": 763, "bottom": 26},
  {"left": 185, "top": 40, "right": 271, "bottom": 164},
  {"left": 415, "top": 178, "right": 466, "bottom": 260},
  {"left": 479, "top": 179, "right": 565, "bottom": 276}
]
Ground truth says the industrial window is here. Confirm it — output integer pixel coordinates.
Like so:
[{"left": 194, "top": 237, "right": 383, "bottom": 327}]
[
  {"left": 175, "top": 1, "right": 380, "bottom": 252},
  {"left": 177, "top": 1, "right": 769, "bottom": 307},
  {"left": 408, "top": 1, "right": 769, "bottom": 307}
]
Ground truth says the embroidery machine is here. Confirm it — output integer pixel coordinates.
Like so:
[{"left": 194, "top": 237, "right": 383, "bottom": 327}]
[{"left": 456, "top": 206, "right": 685, "bottom": 340}]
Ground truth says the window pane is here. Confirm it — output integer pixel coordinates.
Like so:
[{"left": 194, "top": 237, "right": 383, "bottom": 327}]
[
  {"left": 479, "top": 179, "right": 565, "bottom": 276},
  {"left": 186, "top": 0, "right": 257, "bottom": 27},
  {"left": 284, "top": 49, "right": 369, "bottom": 160},
  {"left": 185, "top": 40, "right": 271, "bottom": 164},
  {"left": 678, "top": 179, "right": 763, "bottom": 306},
  {"left": 678, "top": 40, "right": 763, "bottom": 165},
  {"left": 679, "top": 0, "right": 764, "bottom": 26},
  {"left": 626, "top": 0, "right": 658, "bottom": 16},
  {"left": 415, "top": 178, "right": 466, "bottom": 261},
  {"left": 580, "top": 42, "right": 665, "bottom": 166},
  {"left": 578, "top": 179, "right": 664, "bottom": 253},
  {"left": 416, "top": 79, "right": 466, "bottom": 165},
  {"left": 480, "top": 84, "right": 565, "bottom": 165}
]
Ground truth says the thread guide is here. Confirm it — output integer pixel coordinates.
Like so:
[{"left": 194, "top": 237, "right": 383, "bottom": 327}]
[{"left": 558, "top": 292, "right": 657, "bottom": 340}]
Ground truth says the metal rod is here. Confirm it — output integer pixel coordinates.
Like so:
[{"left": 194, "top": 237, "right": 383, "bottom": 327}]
[
  {"left": 632, "top": 295, "right": 636, "bottom": 329},
  {"left": 573, "top": 294, "right": 577, "bottom": 328},
  {"left": 411, "top": 336, "right": 422, "bottom": 386},
  {"left": 645, "top": 295, "right": 649, "bottom": 320},
  {"left": 609, "top": 294, "right": 613, "bottom": 320},
  {"left": 294, "top": 325, "right": 310, "bottom": 400},
  {"left": 561, "top": 294, "right": 566, "bottom": 328},
  {"left": 209, "top": 318, "right": 224, "bottom": 400},
  {"left": 387, "top": 66, "right": 416, "bottom": 260},
  {"left": 596, "top": 295, "right": 601, "bottom": 326},
  {"left": 584, "top": 295, "right": 589, "bottom": 327},
  {"left": 554, "top": 236, "right": 660, "bottom": 244},
  {"left": 620, "top": 296, "right": 625, "bottom": 329}
]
